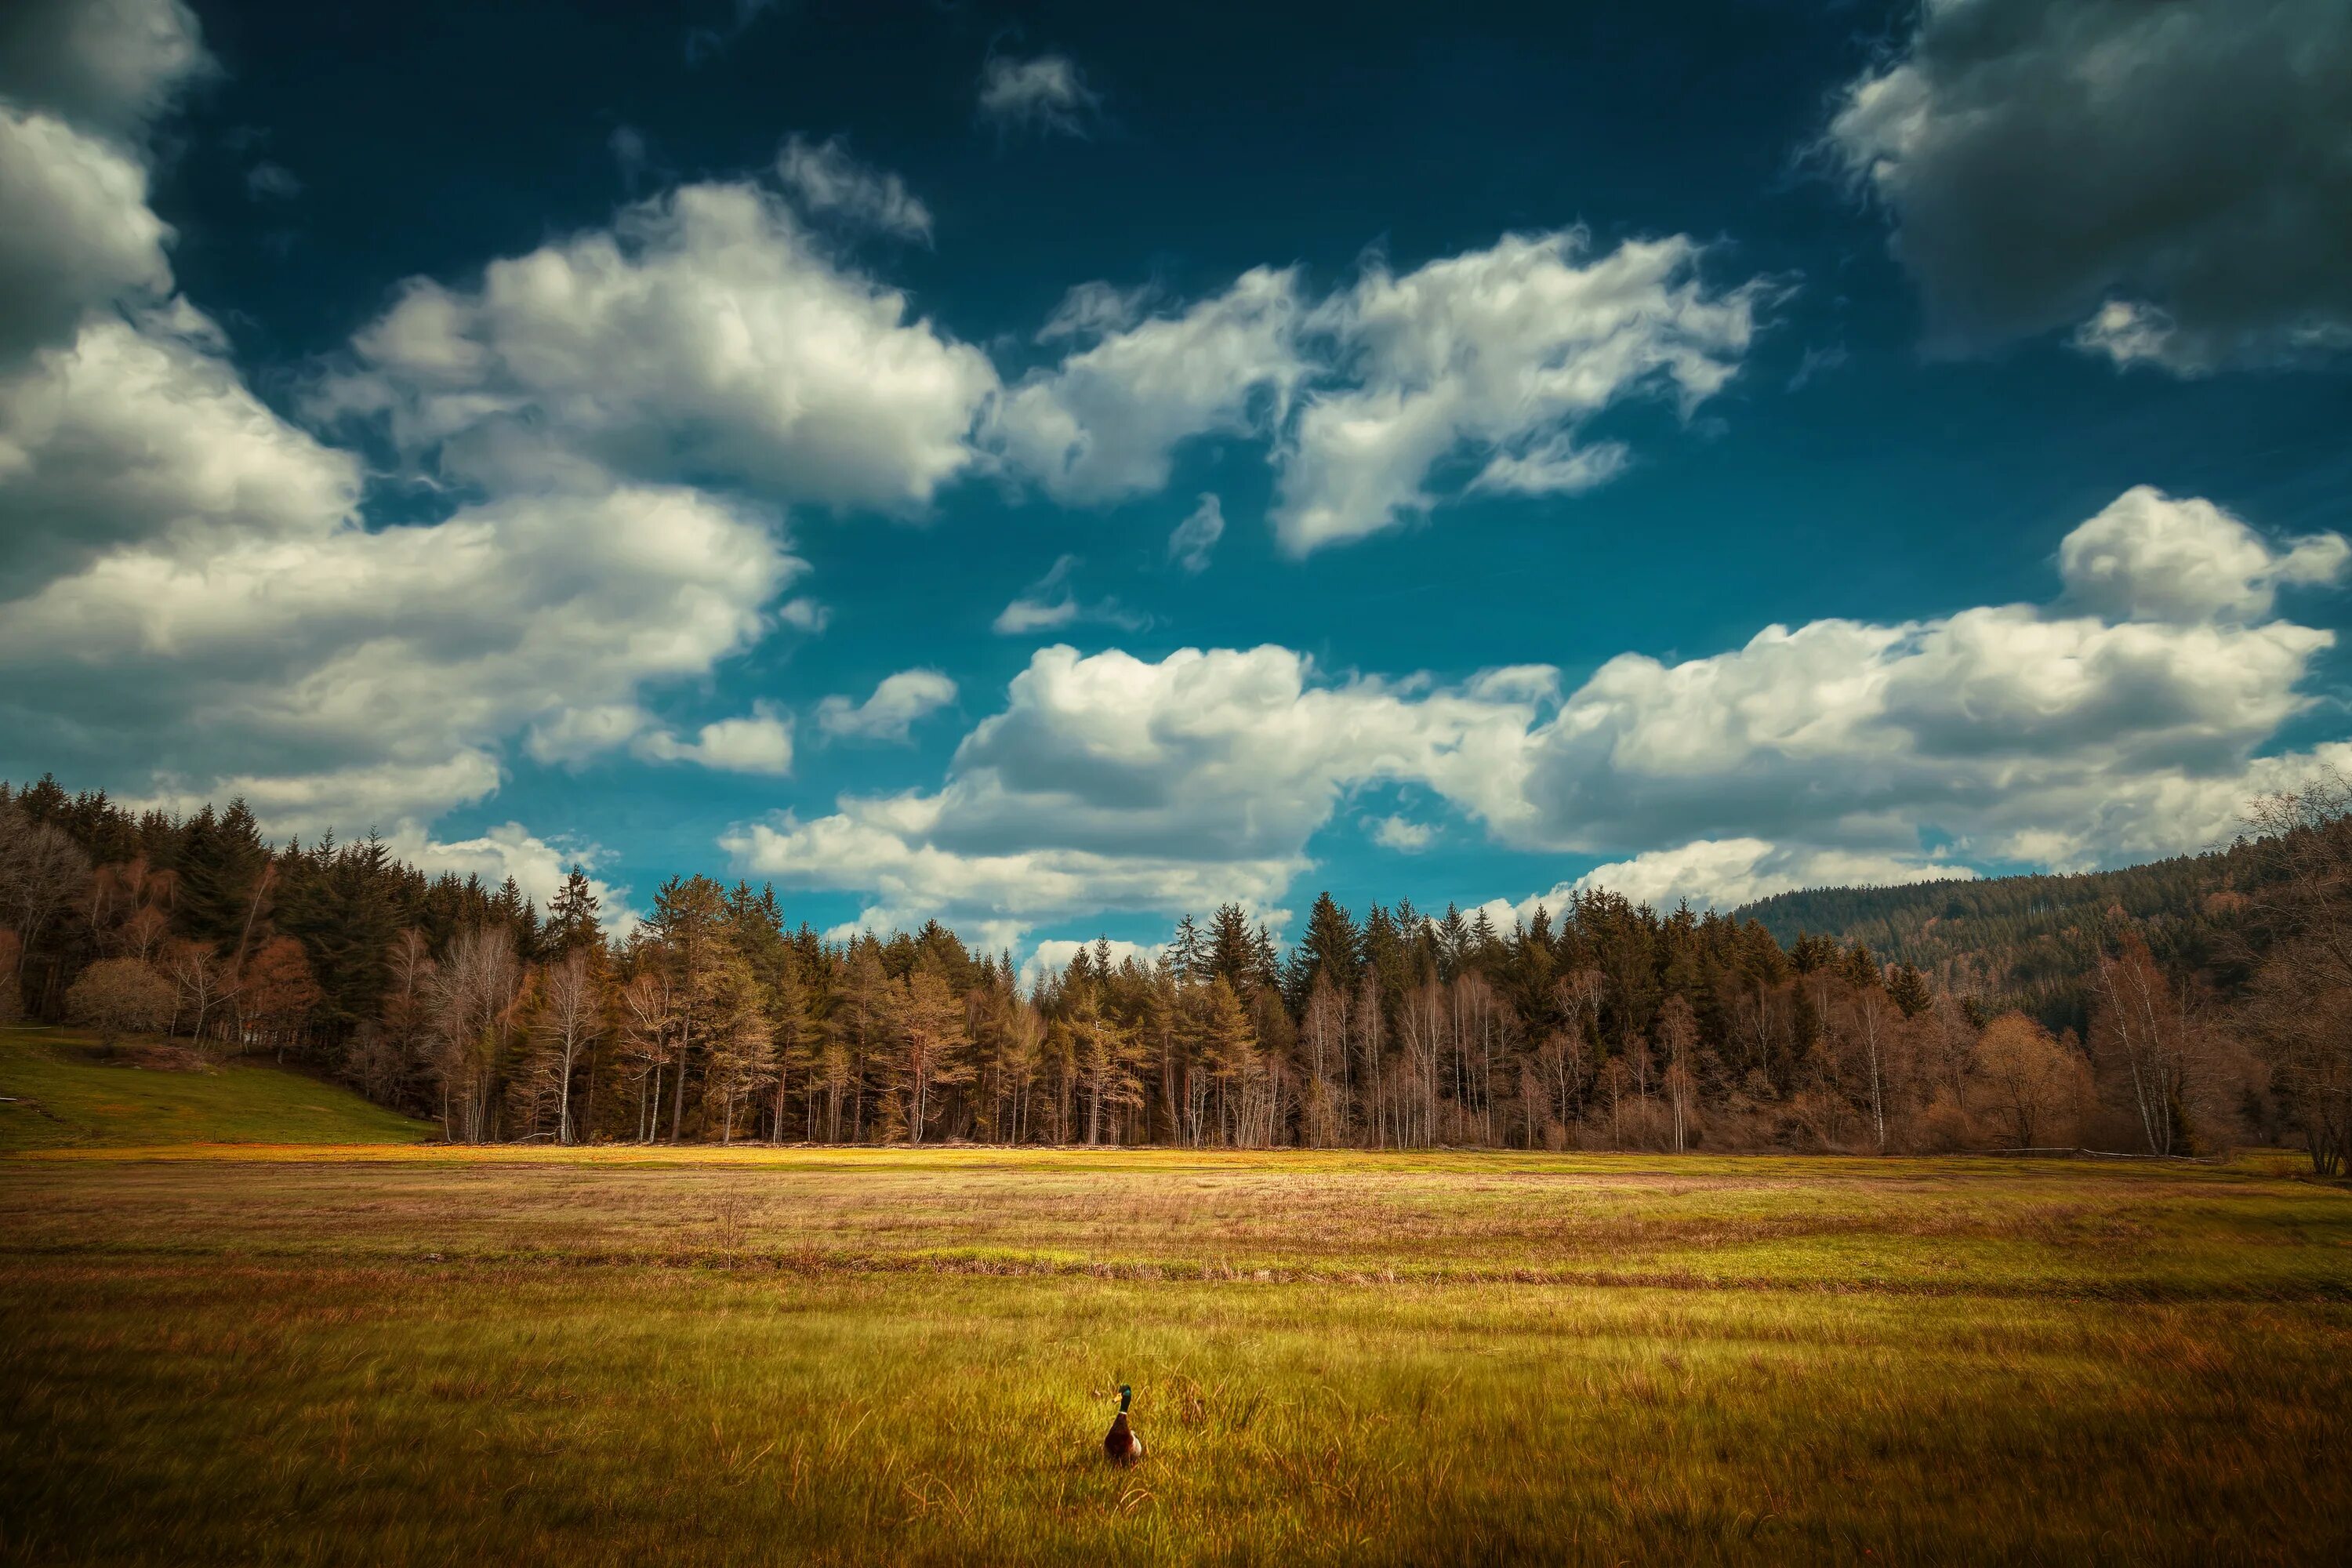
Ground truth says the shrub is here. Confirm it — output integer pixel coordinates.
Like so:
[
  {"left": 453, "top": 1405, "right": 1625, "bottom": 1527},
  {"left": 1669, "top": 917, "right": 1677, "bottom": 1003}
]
[{"left": 66, "top": 958, "right": 175, "bottom": 1047}]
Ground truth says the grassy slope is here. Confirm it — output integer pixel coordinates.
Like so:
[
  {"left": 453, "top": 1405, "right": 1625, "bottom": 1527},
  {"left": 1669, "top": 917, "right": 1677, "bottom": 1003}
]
[
  {"left": 2, "top": 1149, "right": 2348, "bottom": 1566},
  {"left": 0, "top": 1026, "right": 433, "bottom": 1151}
]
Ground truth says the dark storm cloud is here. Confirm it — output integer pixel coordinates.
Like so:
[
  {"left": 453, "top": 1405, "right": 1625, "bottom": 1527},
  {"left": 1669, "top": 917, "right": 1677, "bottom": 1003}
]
[
  {"left": 0, "top": 0, "right": 211, "bottom": 136},
  {"left": 1824, "top": 0, "right": 2352, "bottom": 373}
]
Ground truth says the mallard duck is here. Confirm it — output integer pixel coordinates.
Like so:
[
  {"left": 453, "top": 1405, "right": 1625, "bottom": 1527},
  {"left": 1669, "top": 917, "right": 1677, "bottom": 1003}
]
[{"left": 1103, "top": 1384, "right": 1143, "bottom": 1466}]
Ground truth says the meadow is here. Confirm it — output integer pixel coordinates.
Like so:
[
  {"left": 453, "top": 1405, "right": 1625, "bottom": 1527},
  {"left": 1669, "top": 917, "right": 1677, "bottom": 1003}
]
[{"left": 3, "top": 1031, "right": 2350, "bottom": 1564}]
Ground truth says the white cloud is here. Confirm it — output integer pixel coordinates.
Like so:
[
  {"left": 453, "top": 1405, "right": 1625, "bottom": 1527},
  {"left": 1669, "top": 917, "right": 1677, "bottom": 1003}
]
[
  {"left": 1580, "top": 840, "right": 1969, "bottom": 914},
  {"left": 1475, "top": 840, "right": 1973, "bottom": 929},
  {"left": 976, "top": 53, "right": 1099, "bottom": 138},
  {"left": 1371, "top": 815, "right": 1433, "bottom": 852},
  {"left": 1821, "top": 0, "right": 2352, "bottom": 372},
  {"left": 724, "top": 641, "right": 1543, "bottom": 941},
  {"left": 634, "top": 703, "right": 794, "bottom": 775},
  {"left": 0, "top": 307, "right": 361, "bottom": 595},
  {"left": 132, "top": 754, "right": 504, "bottom": 845},
  {"left": 991, "top": 555, "right": 1142, "bottom": 637},
  {"left": 391, "top": 821, "right": 637, "bottom": 934},
  {"left": 775, "top": 136, "right": 931, "bottom": 242},
  {"left": 1167, "top": 492, "right": 1225, "bottom": 574},
  {"left": 524, "top": 705, "right": 648, "bottom": 766},
  {"left": 995, "top": 232, "right": 1767, "bottom": 552},
  {"left": 1506, "top": 489, "right": 2348, "bottom": 869},
  {"left": 1275, "top": 231, "right": 1763, "bottom": 553},
  {"left": 0, "top": 106, "right": 175, "bottom": 358},
  {"left": 817, "top": 669, "right": 957, "bottom": 742},
  {"left": 1018, "top": 936, "right": 1163, "bottom": 990},
  {"left": 2057, "top": 485, "right": 2348, "bottom": 625},
  {"left": 320, "top": 181, "right": 998, "bottom": 509},
  {"left": 0, "top": 10, "right": 875, "bottom": 874},
  {"left": 2, "top": 474, "right": 803, "bottom": 833},
  {"left": 726, "top": 488, "right": 2350, "bottom": 937},
  {"left": 990, "top": 267, "right": 1305, "bottom": 504}
]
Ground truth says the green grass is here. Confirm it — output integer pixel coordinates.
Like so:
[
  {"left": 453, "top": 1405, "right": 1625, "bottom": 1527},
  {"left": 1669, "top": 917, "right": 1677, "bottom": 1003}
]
[
  {"left": 0, "top": 1026, "right": 433, "bottom": 1149},
  {"left": 3, "top": 1144, "right": 2349, "bottom": 1564}
]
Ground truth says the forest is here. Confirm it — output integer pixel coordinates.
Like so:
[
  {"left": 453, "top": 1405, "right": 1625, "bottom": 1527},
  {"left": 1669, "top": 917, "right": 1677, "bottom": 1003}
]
[{"left": 3, "top": 771, "right": 2348, "bottom": 1171}]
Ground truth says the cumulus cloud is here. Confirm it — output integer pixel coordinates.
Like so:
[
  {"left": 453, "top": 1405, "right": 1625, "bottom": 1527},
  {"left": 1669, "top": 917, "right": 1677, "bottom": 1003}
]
[
  {"left": 2057, "top": 485, "right": 2350, "bottom": 624},
  {"left": 0, "top": 0, "right": 212, "bottom": 136},
  {"left": 990, "top": 268, "right": 1305, "bottom": 504},
  {"left": 1276, "top": 232, "right": 1763, "bottom": 553},
  {"left": 1504, "top": 488, "right": 2348, "bottom": 874},
  {"left": 994, "top": 232, "right": 1766, "bottom": 552},
  {"left": 1371, "top": 815, "right": 1434, "bottom": 852},
  {"left": 0, "top": 107, "right": 175, "bottom": 358},
  {"left": 318, "top": 181, "right": 997, "bottom": 509},
  {"left": 634, "top": 703, "right": 795, "bottom": 775},
  {"left": 0, "top": 306, "right": 361, "bottom": 596},
  {"left": 728, "top": 488, "right": 2350, "bottom": 931},
  {"left": 817, "top": 669, "right": 957, "bottom": 742},
  {"left": 0, "top": 3, "right": 198, "bottom": 357},
  {"left": 2, "top": 477, "right": 803, "bottom": 829},
  {"left": 775, "top": 136, "right": 931, "bottom": 241},
  {"left": 977, "top": 53, "right": 1099, "bottom": 139},
  {"left": 724, "top": 642, "right": 1546, "bottom": 940},
  {"left": 1821, "top": 0, "right": 2352, "bottom": 372},
  {"left": 1167, "top": 493, "right": 1225, "bottom": 574}
]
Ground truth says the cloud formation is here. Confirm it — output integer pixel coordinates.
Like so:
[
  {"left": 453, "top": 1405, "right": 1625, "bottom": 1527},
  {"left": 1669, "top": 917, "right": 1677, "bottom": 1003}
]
[
  {"left": 1503, "top": 501, "right": 2343, "bottom": 874},
  {"left": 977, "top": 53, "right": 1099, "bottom": 139},
  {"left": 635, "top": 704, "right": 797, "bottom": 776},
  {"left": 1823, "top": 0, "right": 2352, "bottom": 372},
  {"left": 818, "top": 670, "right": 958, "bottom": 742},
  {"left": 991, "top": 268, "right": 1306, "bottom": 505},
  {"left": 730, "top": 488, "right": 2349, "bottom": 935},
  {"left": 724, "top": 643, "right": 1552, "bottom": 938},
  {"left": 1485, "top": 841, "right": 1973, "bottom": 931},
  {"left": 775, "top": 135, "right": 932, "bottom": 242},
  {"left": 996, "top": 232, "right": 1767, "bottom": 553},
  {"left": 0, "top": 0, "right": 210, "bottom": 136},
  {"left": 1277, "top": 231, "right": 1761, "bottom": 552},
  {"left": 320, "top": 181, "right": 996, "bottom": 509},
  {"left": 991, "top": 556, "right": 1142, "bottom": 637},
  {"left": 0, "top": 4, "right": 814, "bottom": 873},
  {"left": 1167, "top": 493, "right": 1225, "bottom": 574}
]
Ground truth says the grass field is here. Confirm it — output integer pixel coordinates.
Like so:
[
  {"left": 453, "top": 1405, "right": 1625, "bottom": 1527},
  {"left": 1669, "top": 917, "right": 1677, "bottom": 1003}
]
[
  {"left": 0, "top": 1026, "right": 432, "bottom": 1149},
  {"left": 2, "top": 1035, "right": 2349, "bottom": 1563}
]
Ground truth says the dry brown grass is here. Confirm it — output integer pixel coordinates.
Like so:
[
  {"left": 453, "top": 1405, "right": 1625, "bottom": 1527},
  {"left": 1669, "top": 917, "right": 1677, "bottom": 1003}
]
[{"left": 3, "top": 1146, "right": 2348, "bottom": 1565}]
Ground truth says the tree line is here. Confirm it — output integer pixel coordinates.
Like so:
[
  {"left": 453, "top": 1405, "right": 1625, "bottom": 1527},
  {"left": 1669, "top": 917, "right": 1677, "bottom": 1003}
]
[{"left": 3, "top": 771, "right": 2347, "bottom": 1170}]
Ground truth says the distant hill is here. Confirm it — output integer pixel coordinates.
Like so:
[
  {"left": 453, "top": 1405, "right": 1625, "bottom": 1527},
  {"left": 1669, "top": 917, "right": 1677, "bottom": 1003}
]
[
  {"left": 1731, "top": 848, "right": 2256, "bottom": 1033},
  {"left": 0, "top": 1027, "right": 436, "bottom": 1151}
]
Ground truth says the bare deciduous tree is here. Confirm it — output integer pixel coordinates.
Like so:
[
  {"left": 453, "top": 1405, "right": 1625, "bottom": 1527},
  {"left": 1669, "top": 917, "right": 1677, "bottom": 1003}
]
[
  {"left": 1971, "top": 1012, "right": 2091, "bottom": 1150},
  {"left": 0, "top": 802, "right": 91, "bottom": 1013},
  {"left": 2238, "top": 771, "right": 2352, "bottom": 1174},
  {"left": 64, "top": 958, "right": 173, "bottom": 1047}
]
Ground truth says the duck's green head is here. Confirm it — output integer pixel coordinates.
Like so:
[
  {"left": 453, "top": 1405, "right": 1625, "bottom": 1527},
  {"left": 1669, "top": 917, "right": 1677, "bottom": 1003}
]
[{"left": 1118, "top": 1385, "right": 1132, "bottom": 1412}]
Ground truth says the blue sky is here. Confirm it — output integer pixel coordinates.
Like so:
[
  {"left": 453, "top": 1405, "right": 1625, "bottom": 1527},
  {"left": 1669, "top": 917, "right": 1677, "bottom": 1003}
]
[{"left": 3, "top": 0, "right": 2350, "bottom": 956}]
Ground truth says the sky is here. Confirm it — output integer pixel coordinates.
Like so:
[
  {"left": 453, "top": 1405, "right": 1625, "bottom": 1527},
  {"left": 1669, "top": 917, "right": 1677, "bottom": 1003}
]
[{"left": 3, "top": 0, "right": 2350, "bottom": 960}]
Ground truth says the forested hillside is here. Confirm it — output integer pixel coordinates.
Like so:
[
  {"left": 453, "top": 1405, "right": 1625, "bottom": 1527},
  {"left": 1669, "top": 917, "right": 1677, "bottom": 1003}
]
[
  {"left": 4, "top": 770, "right": 2348, "bottom": 1171},
  {"left": 1734, "top": 850, "right": 2256, "bottom": 1033}
]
